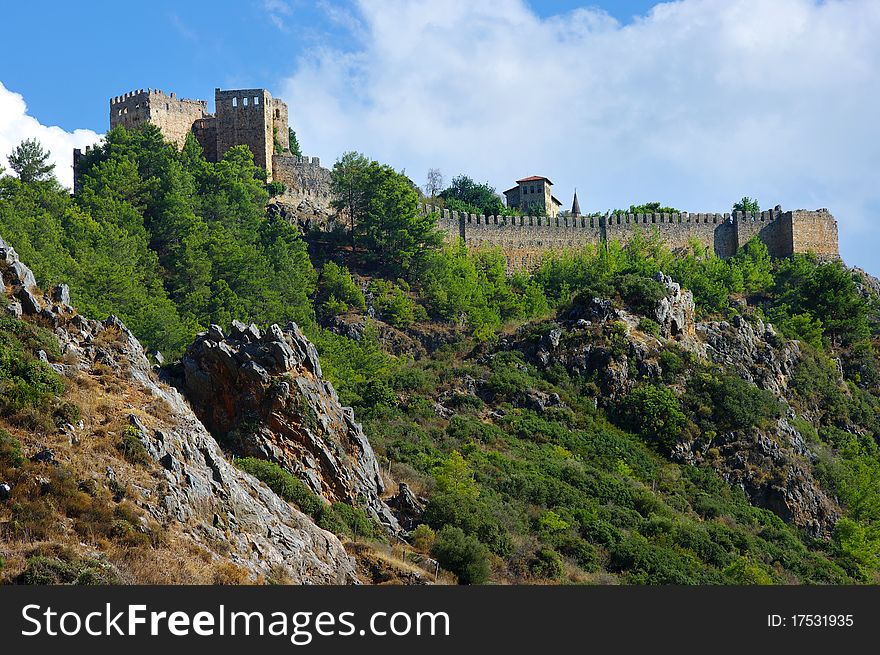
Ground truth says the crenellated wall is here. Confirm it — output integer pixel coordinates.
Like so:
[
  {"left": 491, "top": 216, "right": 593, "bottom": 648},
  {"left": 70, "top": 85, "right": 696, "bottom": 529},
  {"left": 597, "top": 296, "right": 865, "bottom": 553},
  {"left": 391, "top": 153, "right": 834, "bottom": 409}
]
[
  {"left": 110, "top": 89, "right": 208, "bottom": 149},
  {"left": 421, "top": 204, "right": 839, "bottom": 269},
  {"left": 272, "top": 154, "right": 333, "bottom": 211}
]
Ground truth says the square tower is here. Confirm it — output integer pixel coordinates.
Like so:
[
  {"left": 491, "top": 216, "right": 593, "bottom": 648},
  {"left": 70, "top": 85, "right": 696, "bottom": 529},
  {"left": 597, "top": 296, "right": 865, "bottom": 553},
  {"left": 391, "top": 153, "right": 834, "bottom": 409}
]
[{"left": 214, "top": 88, "right": 289, "bottom": 178}]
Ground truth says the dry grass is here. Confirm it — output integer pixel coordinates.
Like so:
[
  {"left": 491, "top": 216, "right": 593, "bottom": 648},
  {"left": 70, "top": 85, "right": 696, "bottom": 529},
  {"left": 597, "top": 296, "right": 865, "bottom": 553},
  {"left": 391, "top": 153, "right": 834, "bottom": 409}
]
[
  {"left": 0, "top": 357, "right": 265, "bottom": 585},
  {"left": 346, "top": 540, "right": 456, "bottom": 585}
]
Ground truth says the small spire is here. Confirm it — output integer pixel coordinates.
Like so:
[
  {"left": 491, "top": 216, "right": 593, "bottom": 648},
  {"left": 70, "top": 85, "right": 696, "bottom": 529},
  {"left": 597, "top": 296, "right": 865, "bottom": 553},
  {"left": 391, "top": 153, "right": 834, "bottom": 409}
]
[{"left": 571, "top": 188, "right": 581, "bottom": 217}]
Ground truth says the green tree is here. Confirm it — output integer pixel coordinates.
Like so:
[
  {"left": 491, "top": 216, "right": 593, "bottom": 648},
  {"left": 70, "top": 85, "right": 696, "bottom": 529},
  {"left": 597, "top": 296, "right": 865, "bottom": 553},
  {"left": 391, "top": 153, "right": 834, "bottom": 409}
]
[
  {"left": 431, "top": 525, "right": 491, "bottom": 584},
  {"left": 288, "top": 128, "right": 302, "bottom": 157},
  {"left": 7, "top": 139, "right": 55, "bottom": 184},
  {"left": 330, "top": 151, "right": 373, "bottom": 240},
  {"left": 733, "top": 196, "right": 761, "bottom": 214},
  {"left": 439, "top": 174, "right": 505, "bottom": 217},
  {"left": 318, "top": 261, "right": 365, "bottom": 317},
  {"left": 618, "top": 384, "right": 688, "bottom": 452},
  {"left": 358, "top": 165, "right": 442, "bottom": 277}
]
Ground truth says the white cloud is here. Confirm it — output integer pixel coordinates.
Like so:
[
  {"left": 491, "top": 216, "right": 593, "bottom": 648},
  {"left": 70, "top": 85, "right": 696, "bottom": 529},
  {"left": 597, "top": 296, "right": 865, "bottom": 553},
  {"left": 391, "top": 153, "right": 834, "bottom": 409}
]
[
  {"left": 278, "top": 0, "right": 880, "bottom": 270},
  {"left": 264, "top": 0, "right": 293, "bottom": 31},
  {"left": 0, "top": 82, "right": 102, "bottom": 190}
]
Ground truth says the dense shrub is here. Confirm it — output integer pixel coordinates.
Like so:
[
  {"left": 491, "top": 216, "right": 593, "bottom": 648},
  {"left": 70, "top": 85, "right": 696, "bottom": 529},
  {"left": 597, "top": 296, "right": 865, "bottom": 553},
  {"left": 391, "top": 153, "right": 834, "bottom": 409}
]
[
  {"left": 431, "top": 526, "right": 491, "bottom": 585},
  {"left": 617, "top": 385, "right": 687, "bottom": 452},
  {"left": 0, "top": 428, "right": 24, "bottom": 467},
  {"left": 318, "top": 261, "right": 365, "bottom": 317},
  {"left": 17, "top": 555, "right": 120, "bottom": 585}
]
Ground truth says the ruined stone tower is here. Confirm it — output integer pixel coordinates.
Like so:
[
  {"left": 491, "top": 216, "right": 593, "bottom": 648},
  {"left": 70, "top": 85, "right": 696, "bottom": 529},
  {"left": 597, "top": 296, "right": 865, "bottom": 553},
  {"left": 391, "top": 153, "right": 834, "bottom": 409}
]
[{"left": 212, "top": 88, "right": 289, "bottom": 174}]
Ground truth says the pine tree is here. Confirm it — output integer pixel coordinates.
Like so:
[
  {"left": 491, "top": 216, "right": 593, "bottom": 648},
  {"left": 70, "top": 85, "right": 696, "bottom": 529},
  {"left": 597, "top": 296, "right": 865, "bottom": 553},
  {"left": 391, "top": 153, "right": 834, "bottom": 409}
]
[{"left": 8, "top": 138, "right": 55, "bottom": 183}]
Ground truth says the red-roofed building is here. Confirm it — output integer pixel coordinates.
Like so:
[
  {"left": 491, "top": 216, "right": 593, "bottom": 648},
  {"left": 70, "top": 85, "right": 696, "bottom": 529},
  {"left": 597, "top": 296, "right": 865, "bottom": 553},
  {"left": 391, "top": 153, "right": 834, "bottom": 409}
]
[{"left": 503, "top": 175, "right": 562, "bottom": 217}]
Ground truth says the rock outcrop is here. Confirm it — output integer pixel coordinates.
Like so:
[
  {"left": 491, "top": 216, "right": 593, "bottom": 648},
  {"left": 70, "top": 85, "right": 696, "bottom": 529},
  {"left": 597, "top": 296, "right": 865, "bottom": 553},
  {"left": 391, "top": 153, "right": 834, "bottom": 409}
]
[
  {"left": 181, "top": 321, "right": 399, "bottom": 531},
  {"left": 697, "top": 314, "right": 799, "bottom": 396},
  {"left": 653, "top": 271, "right": 696, "bottom": 339},
  {"left": 511, "top": 270, "right": 840, "bottom": 536},
  {"left": 672, "top": 416, "right": 839, "bottom": 537},
  {"left": 0, "top": 234, "right": 359, "bottom": 583}
]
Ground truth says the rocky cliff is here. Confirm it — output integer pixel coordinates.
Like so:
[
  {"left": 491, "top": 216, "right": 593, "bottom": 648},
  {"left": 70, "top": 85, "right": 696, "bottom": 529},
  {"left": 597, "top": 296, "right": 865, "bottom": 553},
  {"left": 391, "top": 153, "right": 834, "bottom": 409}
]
[
  {"left": 0, "top": 235, "right": 359, "bottom": 583},
  {"left": 180, "top": 322, "right": 399, "bottom": 531}
]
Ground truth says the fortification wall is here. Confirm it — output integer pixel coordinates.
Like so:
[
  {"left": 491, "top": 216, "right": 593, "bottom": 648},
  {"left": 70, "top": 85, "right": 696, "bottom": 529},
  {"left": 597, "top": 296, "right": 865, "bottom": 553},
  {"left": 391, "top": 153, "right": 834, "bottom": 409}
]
[
  {"left": 273, "top": 154, "right": 333, "bottom": 209},
  {"left": 110, "top": 89, "right": 208, "bottom": 149},
  {"left": 191, "top": 116, "right": 218, "bottom": 162},
  {"left": 734, "top": 209, "right": 787, "bottom": 257},
  {"left": 421, "top": 204, "right": 839, "bottom": 270},
  {"left": 604, "top": 212, "right": 735, "bottom": 257}
]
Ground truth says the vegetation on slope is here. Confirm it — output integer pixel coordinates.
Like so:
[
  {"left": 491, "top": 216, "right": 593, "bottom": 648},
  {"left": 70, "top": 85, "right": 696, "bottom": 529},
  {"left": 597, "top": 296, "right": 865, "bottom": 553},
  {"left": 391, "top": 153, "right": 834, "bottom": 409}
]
[{"left": 2, "top": 134, "right": 880, "bottom": 584}]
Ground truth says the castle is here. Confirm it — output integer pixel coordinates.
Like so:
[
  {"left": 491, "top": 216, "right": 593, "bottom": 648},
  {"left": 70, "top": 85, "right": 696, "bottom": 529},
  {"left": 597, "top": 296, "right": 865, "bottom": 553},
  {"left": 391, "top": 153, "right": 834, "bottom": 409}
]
[
  {"left": 79, "top": 85, "right": 840, "bottom": 270},
  {"left": 75, "top": 87, "right": 332, "bottom": 211}
]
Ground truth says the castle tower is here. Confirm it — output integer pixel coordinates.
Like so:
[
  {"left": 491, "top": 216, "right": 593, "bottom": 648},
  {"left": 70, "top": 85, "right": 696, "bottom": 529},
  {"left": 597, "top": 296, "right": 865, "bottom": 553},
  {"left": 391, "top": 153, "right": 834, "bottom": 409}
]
[
  {"left": 214, "top": 88, "right": 289, "bottom": 179},
  {"left": 571, "top": 189, "right": 581, "bottom": 217}
]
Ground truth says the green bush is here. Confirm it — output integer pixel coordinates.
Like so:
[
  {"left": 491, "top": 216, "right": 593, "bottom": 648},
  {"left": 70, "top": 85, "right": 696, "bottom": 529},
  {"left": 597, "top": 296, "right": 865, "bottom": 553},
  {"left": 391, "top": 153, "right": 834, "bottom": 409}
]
[
  {"left": 617, "top": 385, "right": 687, "bottom": 452},
  {"left": 17, "top": 555, "right": 120, "bottom": 585},
  {"left": 0, "top": 428, "right": 24, "bottom": 467},
  {"left": 431, "top": 525, "right": 491, "bottom": 584},
  {"left": 529, "top": 547, "right": 565, "bottom": 580},
  {"left": 318, "top": 261, "right": 365, "bottom": 317},
  {"left": 118, "top": 426, "right": 150, "bottom": 465},
  {"left": 410, "top": 524, "right": 437, "bottom": 551},
  {"left": 687, "top": 373, "right": 782, "bottom": 433},
  {"left": 617, "top": 274, "right": 666, "bottom": 316},
  {"left": 369, "top": 279, "right": 422, "bottom": 328},
  {"left": 265, "top": 181, "right": 286, "bottom": 196},
  {"left": 638, "top": 317, "right": 661, "bottom": 337}
]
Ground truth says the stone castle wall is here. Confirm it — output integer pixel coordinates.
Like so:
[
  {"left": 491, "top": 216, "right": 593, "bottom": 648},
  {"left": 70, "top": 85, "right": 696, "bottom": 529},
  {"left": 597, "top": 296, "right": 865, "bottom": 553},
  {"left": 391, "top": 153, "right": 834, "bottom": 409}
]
[
  {"left": 110, "top": 89, "right": 208, "bottom": 149},
  {"left": 423, "top": 204, "right": 839, "bottom": 269},
  {"left": 108, "top": 87, "right": 289, "bottom": 179},
  {"left": 272, "top": 154, "right": 332, "bottom": 208}
]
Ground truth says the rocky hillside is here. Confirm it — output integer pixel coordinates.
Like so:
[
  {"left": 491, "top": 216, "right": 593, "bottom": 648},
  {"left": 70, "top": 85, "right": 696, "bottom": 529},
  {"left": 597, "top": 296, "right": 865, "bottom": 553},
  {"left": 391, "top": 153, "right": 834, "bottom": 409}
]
[{"left": 0, "top": 236, "right": 382, "bottom": 584}]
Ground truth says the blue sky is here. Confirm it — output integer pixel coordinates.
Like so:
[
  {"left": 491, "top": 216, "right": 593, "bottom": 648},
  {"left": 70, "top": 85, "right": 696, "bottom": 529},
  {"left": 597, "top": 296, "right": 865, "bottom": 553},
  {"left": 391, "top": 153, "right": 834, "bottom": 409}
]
[
  {"left": 0, "top": 1, "right": 657, "bottom": 132},
  {"left": 1, "top": 1, "right": 879, "bottom": 272}
]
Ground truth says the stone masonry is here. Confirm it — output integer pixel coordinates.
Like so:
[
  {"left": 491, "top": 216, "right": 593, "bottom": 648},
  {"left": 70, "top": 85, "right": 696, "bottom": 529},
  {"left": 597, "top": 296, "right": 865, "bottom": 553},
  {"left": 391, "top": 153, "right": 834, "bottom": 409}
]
[{"left": 426, "top": 204, "right": 840, "bottom": 270}]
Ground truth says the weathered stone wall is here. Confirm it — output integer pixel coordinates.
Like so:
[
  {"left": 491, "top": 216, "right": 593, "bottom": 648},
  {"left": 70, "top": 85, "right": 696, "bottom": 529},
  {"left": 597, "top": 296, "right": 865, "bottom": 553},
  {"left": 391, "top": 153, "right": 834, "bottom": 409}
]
[
  {"left": 422, "top": 204, "right": 840, "bottom": 270},
  {"left": 191, "top": 116, "right": 218, "bottom": 162},
  {"left": 271, "top": 98, "right": 289, "bottom": 153},
  {"left": 604, "top": 212, "right": 734, "bottom": 257},
  {"left": 110, "top": 89, "right": 208, "bottom": 149},
  {"left": 272, "top": 154, "right": 333, "bottom": 210},
  {"left": 788, "top": 209, "right": 839, "bottom": 260}
]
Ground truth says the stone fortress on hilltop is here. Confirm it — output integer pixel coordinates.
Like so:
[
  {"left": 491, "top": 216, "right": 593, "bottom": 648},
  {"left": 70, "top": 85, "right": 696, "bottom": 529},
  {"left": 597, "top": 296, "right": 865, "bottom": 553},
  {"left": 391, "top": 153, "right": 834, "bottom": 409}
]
[
  {"left": 75, "top": 86, "right": 330, "bottom": 212},
  {"left": 77, "top": 85, "right": 840, "bottom": 270}
]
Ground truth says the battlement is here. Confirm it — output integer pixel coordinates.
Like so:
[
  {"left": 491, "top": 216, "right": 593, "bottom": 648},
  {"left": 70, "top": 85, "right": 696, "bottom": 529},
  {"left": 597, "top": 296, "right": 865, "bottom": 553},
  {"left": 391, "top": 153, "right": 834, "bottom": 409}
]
[{"left": 420, "top": 204, "right": 839, "bottom": 269}]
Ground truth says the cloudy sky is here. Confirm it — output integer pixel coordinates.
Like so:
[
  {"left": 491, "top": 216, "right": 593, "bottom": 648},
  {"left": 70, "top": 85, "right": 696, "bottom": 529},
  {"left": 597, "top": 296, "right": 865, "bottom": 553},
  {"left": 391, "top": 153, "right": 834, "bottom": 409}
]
[{"left": 1, "top": 0, "right": 878, "bottom": 270}]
